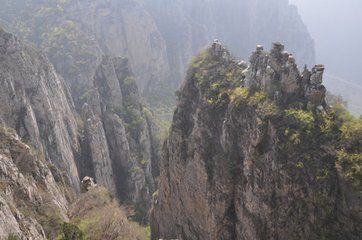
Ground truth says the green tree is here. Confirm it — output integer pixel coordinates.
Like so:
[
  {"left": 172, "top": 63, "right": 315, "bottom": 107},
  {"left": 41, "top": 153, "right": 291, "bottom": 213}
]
[{"left": 59, "top": 222, "right": 85, "bottom": 240}]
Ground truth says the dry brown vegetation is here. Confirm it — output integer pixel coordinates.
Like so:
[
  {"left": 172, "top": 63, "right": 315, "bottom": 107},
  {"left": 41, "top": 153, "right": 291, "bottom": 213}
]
[{"left": 68, "top": 187, "right": 150, "bottom": 240}]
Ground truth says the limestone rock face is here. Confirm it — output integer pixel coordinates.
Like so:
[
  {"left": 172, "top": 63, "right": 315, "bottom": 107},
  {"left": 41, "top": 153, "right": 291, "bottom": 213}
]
[
  {"left": 79, "top": 56, "right": 158, "bottom": 209},
  {"left": 144, "top": 0, "right": 315, "bottom": 97},
  {"left": 0, "top": 27, "right": 81, "bottom": 190},
  {"left": 306, "top": 65, "right": 327, "bottom": 109},
  {"left": 0, "top": 27, "right": 159, "bottom": 237},
  {"left": 0, "top": 26, "right": 159, "bottom": 223},
  {"left": 81, "top": 101, "right": 116, "bottom": 194},
  {"left": 0, "top": 0, "right": 314, "bottom": 106},
  {"left": 44, "top": 0, "right": 170, "bottom": 100},
  {"left": 245, "top": 42, "right": 327, "bottom": 109},
  {"left": 0, "top": 128, "right": 70, "bottom": 239},
  {"left": 151, "top": 43, "right": 361, "bottom": 240}
]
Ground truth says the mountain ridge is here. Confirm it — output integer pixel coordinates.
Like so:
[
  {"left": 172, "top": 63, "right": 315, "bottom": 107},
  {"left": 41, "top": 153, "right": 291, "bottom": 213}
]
[
  {"left": 151, "top": 41, "right": 361, "bottom": 240},
  {"left": 0, "top": 0, "right": 315, "bottom": 108}
]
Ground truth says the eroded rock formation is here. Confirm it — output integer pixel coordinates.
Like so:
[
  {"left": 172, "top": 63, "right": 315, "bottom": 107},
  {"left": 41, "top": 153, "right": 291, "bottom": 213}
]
[
  {"left": 144, "top": 0, "right": 315, "bottom": 99},
  {"left": 0, "top": 127, "right": 70, "bottom": 239},
  {"left": 79, "top": 56, "right": 158, "bottom": 212},
  {"left": 0, "top": 0, "right": 315, "bottom": 106},
  {"left": 151, "top": 42, "right": 361, "bottom": 240},
  {"left": 245, "top": 42, "right": 327, "bottom": 109},
  {"left": 0, "top": 27, "right": 160, "bottom": 237},
  {"left": 0, "top": 27, "right": 81, "bottom": 190}
]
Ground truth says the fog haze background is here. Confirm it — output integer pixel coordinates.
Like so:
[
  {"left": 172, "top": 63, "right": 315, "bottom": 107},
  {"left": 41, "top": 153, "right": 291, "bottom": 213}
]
[{"left": 290, "top": 0, "right": 362, "bottom": 114}]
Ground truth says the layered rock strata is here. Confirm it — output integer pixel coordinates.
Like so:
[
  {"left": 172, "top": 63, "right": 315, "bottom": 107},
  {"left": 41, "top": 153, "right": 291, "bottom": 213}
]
[
  {"left": 0, "top": 27, "right": 81, "bottom": 190},
  {"left": 0, "top": 127, "right": 70, "bottom": 239},
  {"left": 79, "top": 56, "right": 158, "bottom": 212},
  {"left": 0, "top": 0, "right": 315, "bottom": 105}
]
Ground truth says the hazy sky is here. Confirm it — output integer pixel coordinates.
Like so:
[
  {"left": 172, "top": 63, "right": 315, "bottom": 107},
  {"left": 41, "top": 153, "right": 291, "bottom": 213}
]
[
  {"left": 289, "top": 0, "right": 362, "bottom": 113},
  {"left": 289, "top": 0, "right": 362, "bottom": 83}
]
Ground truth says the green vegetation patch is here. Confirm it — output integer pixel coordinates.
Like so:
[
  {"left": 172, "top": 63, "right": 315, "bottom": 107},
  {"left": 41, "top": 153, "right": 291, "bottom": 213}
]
[
  {"left": 6, "top": 234, "right": 20, "bottom": 240},
  {"left": 57, "top": 222, "right": 85, "bottom": 240},
  {"left": 285, "top": 109, "right": 315, "bottom": 129},
  {"left": 333, "top": 105, "right": 362, "bottom": 193},
  {"left": 189, "top": 49, "right": 208, "bottom": 69}
]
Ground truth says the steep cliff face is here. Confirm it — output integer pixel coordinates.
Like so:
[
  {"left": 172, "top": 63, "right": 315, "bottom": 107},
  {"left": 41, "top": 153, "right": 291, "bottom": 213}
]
[
  {"left": 0, "top": 27, "right": 81, "bottom": 190},
  {"left": 0, "top": 21, "right": 160, "bottom": 218},
  {"left": 79, "top": 56, "right": 158, "bottom": 216},
  {"left": 0, "top": 126, "right": 70, "bottom": 239},
  {"left": 0, "top": 0, "right": 169, "bottom": 107},
  {"left": 0, "top": 25, "right": 158, "bottom": 236},
  {"left": 144, "top": 0, "right": 315, "bottom": 99},
  {"left": 0, "top": 0, "right": 314, "bottom": 107},
  {"left": 151, "top": 42, "right": 361, "bottom": 239},
  {"left": 52, "top": 0, "right": 170, "bottom": 96},
  {"left": 0, "top": 125, "right": 150, "bottom": 239}
]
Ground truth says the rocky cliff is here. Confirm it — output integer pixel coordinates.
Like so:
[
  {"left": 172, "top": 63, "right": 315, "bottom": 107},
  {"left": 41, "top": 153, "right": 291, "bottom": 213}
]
[
  {"left": 0, "top": 0, "right": 315, "bottom": 107},
  {"left": 79, "top": 56, "right": 159, "bottom": 217},
  {"left": 0, "top": 0, "right": 170, "bottom": 106},
  {"left": 0, "top": 126, "right": 71, "bottom": 239},
  {"left": 151, "top": 42, "right": 361, "bottom": 239},
  {"left": 0, "top": 24, "right": 159, "bottom": 235},
  {"left": 0, "top": 124, "right": 150, "bottom": 239},
  {"left": 0, "top": 27, "right": 81, "bottom": 190},
  {"left": 144, "top": 0, "right": 315, "bottom": 99},
  {"left": 0, "top": 27, "right": 79, "bottom": 239},
  {"left": 1, "top": 2, "right": 169, "bottom": 219}
]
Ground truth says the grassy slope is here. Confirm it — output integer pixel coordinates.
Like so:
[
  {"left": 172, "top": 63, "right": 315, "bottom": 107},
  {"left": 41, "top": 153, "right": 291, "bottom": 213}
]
[{"left": 59, "top": 187, "right": 150, "bottom": 240}]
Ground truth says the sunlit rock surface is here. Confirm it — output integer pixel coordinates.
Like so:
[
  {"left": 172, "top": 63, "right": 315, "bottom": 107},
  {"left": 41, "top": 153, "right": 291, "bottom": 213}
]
[{"left": 151, "top": 42, "right": 361, "bottom": 240}]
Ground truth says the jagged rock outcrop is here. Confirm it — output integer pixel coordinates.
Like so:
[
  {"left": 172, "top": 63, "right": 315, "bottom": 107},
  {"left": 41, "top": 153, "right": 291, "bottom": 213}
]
[
  {"left": 0, "top": 0, "right": 315, "bottom": 106},
  {"left": 144, "top": 0, "right": 315, "bottom": 99},
  {"left": 79, "top": 56, "right": 158, "bottom": 213},
  {"left": 151, "top": 42, "right": 361, "bottom": 239},
  {"left": 0, "top": 24, "right": 160, "bottom": 221},
  {"left": 0, "top": 27, "right": 81, "bottom": 190},
  {"left": 65, "top": 0, "right": 170, "bottom": 93},
  {"left": 245, "top": 42, "right": 327, "bottom": 109},
  {"left": 0, "top": 26, "right": 159, "bottom": 237},
  {"left": 0, "top": 126, "right": 70, "bottom": 239}
]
